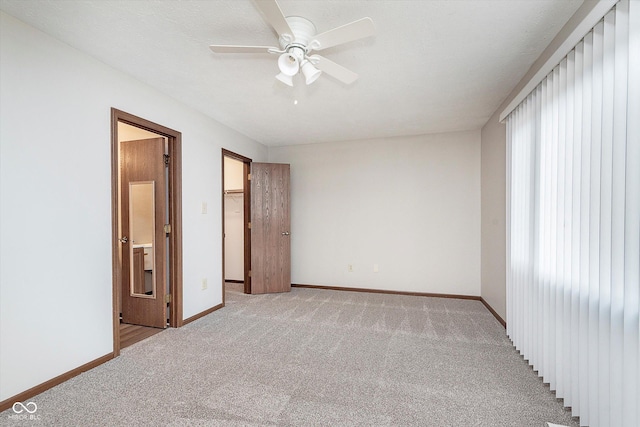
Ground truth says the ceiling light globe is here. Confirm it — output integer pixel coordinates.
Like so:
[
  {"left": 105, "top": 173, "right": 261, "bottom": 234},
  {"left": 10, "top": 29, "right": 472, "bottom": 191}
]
[
  {"left": 278, "top": 52, "right": 299, "bottom": 76},
  {"left": 301, "top": 61, "right": 322, "bottom": 85},
  {"left": 275, "top": 72, "right": 293, "bottom": 87}
]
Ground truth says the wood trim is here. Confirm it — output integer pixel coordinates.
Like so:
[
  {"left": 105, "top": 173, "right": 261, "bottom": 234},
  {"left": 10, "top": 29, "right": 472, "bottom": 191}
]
[
  {"left": 113, "top": 108, "right": 183, "bottom": 137},
  {"left": 480, "top": 297, "right": 506, "bottom": 328},
  {"left": 221, "top": 151, "right": 226, "bottom": 306},
  {"left": 182, "top": 303, "right": 224, "bottom": 325},
  {"left": 169, "top": 132, "right": 183, "bottom": 327},
  {"left": 110, "top": 110, "right": 121, "bottom": 357},
  {"left": 243, "top": 161, "right": 251, "bottom": 294},
  {"left": 0, "top": 353, "right": 113, "bottom": 412},
  {"left": 291, "top": 284, "right": 507, "bottom": 328},
  {"left": 291, "top": 283, "right": 482, "bottom": 300},
  {"left": 222, "top": 149, "right": 252, "bottom": 164}
]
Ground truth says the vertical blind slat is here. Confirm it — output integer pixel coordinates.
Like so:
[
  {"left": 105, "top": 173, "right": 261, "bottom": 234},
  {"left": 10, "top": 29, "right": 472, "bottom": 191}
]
[
  {"left": 569, "top": 44, "right": 584, "bottom": 416},
  {"left": 598, "top": 10, "right": 616, "bottom": 425},
  {"left": 556, "top": 59, "right": 567, "bottom": 397},
  {"left": 622, "top": 1, "right": 639, "bottom": 425},
  {"left": 534, "top": 84, "right": 543, "bottom": 372},
  {"left": 608, "top": 2, "right": 629, "bottom": 426},
  {"left": 578, "top": 30, "right": 594, "bottom": 424},
  {"left": 587, "top": 19, "right": 604, "bottom": 426}
]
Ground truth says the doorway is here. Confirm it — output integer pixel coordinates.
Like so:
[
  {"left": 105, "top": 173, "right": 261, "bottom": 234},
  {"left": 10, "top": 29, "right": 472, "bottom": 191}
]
[
  {"left": 221, "top": 149, "right": 292, "bottom": 298},
  {"left": 222, "top": 149, "right": 252, "bottom": 297},
  {"left": 111, "top": 109, "right": 183, "bottom": 355}
]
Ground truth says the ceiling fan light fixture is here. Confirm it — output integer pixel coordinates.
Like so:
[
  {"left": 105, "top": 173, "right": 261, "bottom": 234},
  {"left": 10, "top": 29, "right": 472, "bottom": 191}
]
[
  {"left": 301, "top": 60, "right": 322, "bottom": 85},
  {"left": 275, "top": 72, "right": 293, "bottom": 87},
  {"left": 277, "top": 52, "right": 300, "bottom": 76},
  {"left": 209, "top": 1, "right": 376, "bottom": 87}
]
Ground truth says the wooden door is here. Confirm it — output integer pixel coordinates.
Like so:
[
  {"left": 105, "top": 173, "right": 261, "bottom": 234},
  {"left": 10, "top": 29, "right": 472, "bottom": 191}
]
[
  {"left": 250, "top": 163, "right": 291, "bottom": 294},
  {"left": 121, "top": 138, "right": 167, "bottom": 328}
]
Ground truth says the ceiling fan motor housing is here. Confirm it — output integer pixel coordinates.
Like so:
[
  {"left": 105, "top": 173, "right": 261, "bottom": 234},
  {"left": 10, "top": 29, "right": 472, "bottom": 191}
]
[{"left": 279, "top": 16, "right": 317, "bottom": 51}]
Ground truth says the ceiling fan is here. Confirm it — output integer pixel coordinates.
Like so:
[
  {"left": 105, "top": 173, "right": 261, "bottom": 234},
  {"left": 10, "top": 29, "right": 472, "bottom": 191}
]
[{"left": 209, "top": 0, "right": 375, "bottom": 86}]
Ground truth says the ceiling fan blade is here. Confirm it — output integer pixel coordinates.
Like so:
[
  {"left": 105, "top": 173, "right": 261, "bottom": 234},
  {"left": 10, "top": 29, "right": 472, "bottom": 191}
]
[
  {"left": 253, "top": 0, "right": 294, "bottom": 39},
  {"left": 309, "top": 55, "right": 359, "bottom": 85},
  {"left": 311, "top": 17, "right": 375, "bottom": 51},
  {"left": 209, "top": 45, "right": 277, "bottom": 54}
]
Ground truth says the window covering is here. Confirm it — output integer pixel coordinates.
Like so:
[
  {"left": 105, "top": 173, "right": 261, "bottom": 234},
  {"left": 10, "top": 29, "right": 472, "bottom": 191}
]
[{"left": 505, "top": 1, "right": 639, "bottom": 425}]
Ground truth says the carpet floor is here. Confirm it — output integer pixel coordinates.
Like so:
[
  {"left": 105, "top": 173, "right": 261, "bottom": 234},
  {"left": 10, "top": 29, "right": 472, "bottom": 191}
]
[{"left": 1, "top": 285, "right": 578, "bottom": 426}]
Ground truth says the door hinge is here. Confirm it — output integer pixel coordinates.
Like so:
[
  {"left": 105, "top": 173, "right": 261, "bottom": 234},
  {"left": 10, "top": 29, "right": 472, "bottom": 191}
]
[
  {"left": 247, "top": 222, "right": 251, "bottom": 229},
  {"left": 247, "top": 173, "right": 251, "bottom": 181},
  {"left": 164, "top": 154, "right": 170, "bottom": 166},
  {"left": 164, "top": 224, "right": 171, "bottom": 234},
  {"left": 248, "top": 270, "right": 252, "bottom": 277},
  {"left": 165, "top": 294, "right": 171, "bottom": 303}
]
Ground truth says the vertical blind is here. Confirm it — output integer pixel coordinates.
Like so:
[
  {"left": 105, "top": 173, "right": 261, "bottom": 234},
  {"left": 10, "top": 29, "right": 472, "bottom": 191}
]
[{"left": 505, "top": 1, "right": 639, "bottom": 426}]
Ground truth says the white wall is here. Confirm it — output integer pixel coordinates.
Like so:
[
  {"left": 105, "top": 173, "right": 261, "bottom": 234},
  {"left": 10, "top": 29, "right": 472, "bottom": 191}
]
[
  {"left": 223, "top": 156, "right": 244, "bottom": 191},
  {"left": 224, "top": 194, "right": 244, "bottom": 280},
  {"left": 480, "top": 111, "right": 506, "bottom": 319},
  {"left": 118, "top": 122, "right": 162, "bottom": 142},
  {"left": 223, "top": 157, "right": 245, "bottom": 281},
  {"left": 0, "top": 12, "right": 266, "bottom": 402},
  {"left": 269, "top": 131, "right": 481, "bottom": 295}
]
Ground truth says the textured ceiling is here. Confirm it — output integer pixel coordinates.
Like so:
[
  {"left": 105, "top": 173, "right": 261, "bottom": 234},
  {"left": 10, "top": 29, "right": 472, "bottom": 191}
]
[{"left": 0, "top": 0, "right": 583, "bottom": 146}]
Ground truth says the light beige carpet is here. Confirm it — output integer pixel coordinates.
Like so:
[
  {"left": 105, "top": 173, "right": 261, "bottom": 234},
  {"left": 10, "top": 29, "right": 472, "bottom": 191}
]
[{"left": 1, "top": 286, "right": 578, "bottom": 426}]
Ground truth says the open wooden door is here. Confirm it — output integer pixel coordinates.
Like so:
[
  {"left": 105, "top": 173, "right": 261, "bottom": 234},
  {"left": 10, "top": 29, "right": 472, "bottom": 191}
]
[
  {"left": 250, "top": 163, "right": 291, "bottom": 294},
  {"left": 120, "top": 138, "right": 167, "bottom": 328}
]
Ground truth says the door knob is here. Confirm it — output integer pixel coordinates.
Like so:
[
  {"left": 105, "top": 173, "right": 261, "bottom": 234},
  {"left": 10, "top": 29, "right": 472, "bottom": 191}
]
[
  {"left": 119, "top": 236, "right": 129, "bottom": 243},
  {"left": 281, "top": 231, "right": 290, "bottom": 236}
]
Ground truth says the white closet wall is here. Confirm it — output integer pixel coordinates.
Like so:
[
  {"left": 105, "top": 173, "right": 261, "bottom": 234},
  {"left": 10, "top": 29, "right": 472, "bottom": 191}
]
[{"left": 224, "top": 157, "right": 244, "bottom": 281}]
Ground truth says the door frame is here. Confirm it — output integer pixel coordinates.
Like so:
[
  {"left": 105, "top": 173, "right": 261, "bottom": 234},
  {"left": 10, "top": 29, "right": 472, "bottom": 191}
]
[
  {"left": 111, "top": 108, "right": 183, "bottom": 356},
  {"left": 221, "top": 149, "right": 252, "bottom": 299}
]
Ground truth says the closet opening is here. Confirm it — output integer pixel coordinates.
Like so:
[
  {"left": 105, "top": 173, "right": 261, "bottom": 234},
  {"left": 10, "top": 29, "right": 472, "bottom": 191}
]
[{"left": 222, "top": 149, "right": 251, "bottom": 299}]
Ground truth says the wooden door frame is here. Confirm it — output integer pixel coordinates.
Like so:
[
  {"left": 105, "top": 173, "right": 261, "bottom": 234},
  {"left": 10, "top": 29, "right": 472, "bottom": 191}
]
[
  {"left": 221, "top": 149, "right": 252, "bottom": 299},
  {"left": 111, "top": 108, "right": 183, "bottom": 357}
]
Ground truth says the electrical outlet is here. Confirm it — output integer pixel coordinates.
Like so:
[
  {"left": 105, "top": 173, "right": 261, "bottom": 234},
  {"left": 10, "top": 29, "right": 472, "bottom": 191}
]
[
  {"left": 201, "top": 278, "right": 208, "bottom": 290},
  {"left": 348, "top": 264, "right": 353, "bottom": 272},
  {"left": 373, "top": 264, "right": 379, "bottom": 273},
  {"left": 201, "top": 202, "right": 207, "bottom": 214}
]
